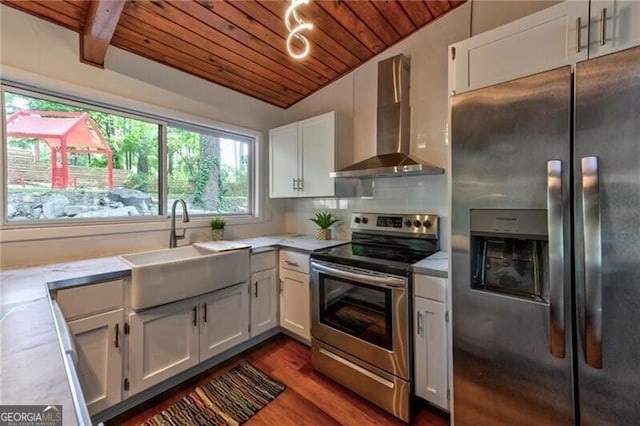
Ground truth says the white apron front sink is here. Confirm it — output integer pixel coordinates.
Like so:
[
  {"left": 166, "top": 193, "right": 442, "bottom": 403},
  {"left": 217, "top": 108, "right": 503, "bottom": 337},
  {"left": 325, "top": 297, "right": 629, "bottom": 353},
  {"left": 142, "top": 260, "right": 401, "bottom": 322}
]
[{"left": 120, "top": 245, "right": 249, "bottom": 310}]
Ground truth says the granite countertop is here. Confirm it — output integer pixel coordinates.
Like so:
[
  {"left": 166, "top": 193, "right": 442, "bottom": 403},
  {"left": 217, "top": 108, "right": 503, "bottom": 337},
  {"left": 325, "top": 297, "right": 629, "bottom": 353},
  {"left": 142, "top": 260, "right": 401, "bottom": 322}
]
[
  {"left": 412, "top": 251, "right": 448, "bottom": 278},
  {"left": 0, "top": 256, "right": 131, "bottom": 426},
  {"left": 232, "top": 234, "right": 348, "bottom": 252},
  {"left": 0, "top": 234, "right": 345, "bottom": 424}
]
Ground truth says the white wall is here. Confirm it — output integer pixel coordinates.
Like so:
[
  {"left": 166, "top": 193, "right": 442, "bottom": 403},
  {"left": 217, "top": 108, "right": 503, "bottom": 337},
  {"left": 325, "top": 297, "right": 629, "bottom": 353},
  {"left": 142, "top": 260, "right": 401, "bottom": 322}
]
[
  {"left": 282, "top": 2, "right": 473, "bottom": 252},
  {"left": 471, "top": 0, "right": 562, "bottom": 36},
  {"left": 0, "top": 5, "right": 286, "bottom": 268}
]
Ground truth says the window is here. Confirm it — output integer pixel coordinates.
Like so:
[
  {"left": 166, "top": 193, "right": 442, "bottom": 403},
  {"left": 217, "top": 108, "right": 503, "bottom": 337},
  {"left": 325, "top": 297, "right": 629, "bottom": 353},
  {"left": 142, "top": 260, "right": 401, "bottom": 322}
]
[
  {"left": 2, "top": 85, "right": 256, "bottom": 224},
  {"left": 167, "top": 125, "right": 252, "bottom": 216}
]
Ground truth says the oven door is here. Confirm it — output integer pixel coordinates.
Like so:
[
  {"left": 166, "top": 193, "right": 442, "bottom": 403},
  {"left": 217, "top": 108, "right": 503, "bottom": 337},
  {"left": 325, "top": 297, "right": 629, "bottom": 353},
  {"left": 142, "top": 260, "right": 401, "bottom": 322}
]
[{"left": 310, "top": 260, "right": 409, "bottom": 380}]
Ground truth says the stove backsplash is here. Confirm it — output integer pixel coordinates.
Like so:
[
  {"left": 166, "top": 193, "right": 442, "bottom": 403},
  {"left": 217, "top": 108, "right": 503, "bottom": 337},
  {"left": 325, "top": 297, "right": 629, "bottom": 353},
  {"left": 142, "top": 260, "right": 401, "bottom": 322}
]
[{"left": 284, "top": 174, "right": 448, "bottom": 251}]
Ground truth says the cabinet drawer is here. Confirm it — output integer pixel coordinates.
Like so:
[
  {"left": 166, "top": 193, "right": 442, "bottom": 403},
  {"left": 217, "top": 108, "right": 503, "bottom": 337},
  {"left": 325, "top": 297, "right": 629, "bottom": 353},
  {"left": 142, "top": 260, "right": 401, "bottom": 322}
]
[
  {"left": 251, "top": 250, "right": 277, "bottom": 273},
  {"left": 414, "top": 275, "right": 447, "bottom": 303},
  {"left": 279, "top": 250, "right": 309, "bottom": 274},
  {"left": 57, "top": 279, "right": 124, "bottom": 320}
]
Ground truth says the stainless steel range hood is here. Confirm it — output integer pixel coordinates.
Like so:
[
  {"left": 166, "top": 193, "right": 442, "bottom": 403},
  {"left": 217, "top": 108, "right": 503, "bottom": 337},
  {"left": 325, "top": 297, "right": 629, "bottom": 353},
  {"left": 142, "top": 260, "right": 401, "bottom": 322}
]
[{"left": 330, "top": 54, "right": 444, "bottom": 179}]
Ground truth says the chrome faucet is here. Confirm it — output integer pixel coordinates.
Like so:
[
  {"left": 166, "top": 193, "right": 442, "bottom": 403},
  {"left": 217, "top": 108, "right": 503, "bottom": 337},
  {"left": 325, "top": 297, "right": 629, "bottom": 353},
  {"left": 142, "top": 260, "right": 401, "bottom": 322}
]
[{"left": 169, "top": 199, "right": 190, "bottom": 248}]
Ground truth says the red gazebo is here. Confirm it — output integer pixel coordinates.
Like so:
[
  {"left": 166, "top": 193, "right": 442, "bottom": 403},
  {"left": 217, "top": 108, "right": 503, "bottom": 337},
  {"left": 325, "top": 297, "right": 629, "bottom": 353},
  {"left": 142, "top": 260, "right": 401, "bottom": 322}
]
[{"left": 6, "top": 110, "right": 113, "bottom": 189}]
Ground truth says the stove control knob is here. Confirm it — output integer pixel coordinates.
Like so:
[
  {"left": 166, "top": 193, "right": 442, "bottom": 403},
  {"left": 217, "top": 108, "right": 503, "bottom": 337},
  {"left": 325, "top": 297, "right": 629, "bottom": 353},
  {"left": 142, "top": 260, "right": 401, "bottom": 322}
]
[
  {"left": 413, "top": 220, "right": 422, "bottom": 227},
  {"left": 423, "top": 220, "right": 432, "bottom": 229},
  {"left": 362, "top": 217, "right": 369, "bottom": 224},
  {"left": 354, "top": 217, "right": 361, "bottom": 224},
  {"left": 405, "top": 220, "right": 412, "bottom": 227}
]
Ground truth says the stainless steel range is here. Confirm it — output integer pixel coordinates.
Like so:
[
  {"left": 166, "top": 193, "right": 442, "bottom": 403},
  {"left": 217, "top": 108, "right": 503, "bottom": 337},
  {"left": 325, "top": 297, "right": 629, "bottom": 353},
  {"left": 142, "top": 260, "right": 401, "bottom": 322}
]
[{"left": 310, "top": 212, "right": 439, "bottom": 422}]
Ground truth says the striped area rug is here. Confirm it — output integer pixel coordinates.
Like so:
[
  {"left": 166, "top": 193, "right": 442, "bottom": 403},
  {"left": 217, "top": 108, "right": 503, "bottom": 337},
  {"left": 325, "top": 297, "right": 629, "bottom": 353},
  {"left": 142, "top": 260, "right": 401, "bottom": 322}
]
[{"left": 143, "top": 362, "right": 285, "bottom": 426}]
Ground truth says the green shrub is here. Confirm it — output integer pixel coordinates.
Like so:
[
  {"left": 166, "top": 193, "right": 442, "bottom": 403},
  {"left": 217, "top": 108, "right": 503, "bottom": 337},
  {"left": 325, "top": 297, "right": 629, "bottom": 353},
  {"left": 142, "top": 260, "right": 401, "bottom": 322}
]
[{"left": 123, "top": 172, "right": 156, "bottom": 192}]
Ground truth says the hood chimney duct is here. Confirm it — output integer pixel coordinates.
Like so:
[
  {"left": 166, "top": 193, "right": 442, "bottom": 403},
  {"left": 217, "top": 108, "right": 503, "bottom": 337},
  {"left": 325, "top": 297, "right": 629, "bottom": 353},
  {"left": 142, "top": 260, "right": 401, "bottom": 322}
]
[{"left": 330, "top": 54, "right": 444, "bottom": 179}]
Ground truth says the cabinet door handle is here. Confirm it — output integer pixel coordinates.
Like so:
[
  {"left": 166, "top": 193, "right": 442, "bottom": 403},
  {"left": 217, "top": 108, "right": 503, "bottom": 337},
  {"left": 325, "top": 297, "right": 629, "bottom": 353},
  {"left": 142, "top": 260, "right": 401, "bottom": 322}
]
[
  {"left": 193, "top": 306, "right": 198, "bottom": 327},
  {"left": 114, "top": 323, "right": 119, "bottom": 348},
  {"left": 576, "top": 17, "right": 582, "bottom": 53},
  {"left": 285, "top": 260, "right": 299, "bottom": 267},
  {"left": 292, "top": 177, "right": 297, "bottom": 191},
  {"left": 203, "top": 303, "right": 208, "bottom": 323},
  {"left": 298, "top": 178, "right": 303, "bottom": 191},
  {"left": 599, "top": 8, "right": 607, "bottom": 46},
  {"left": 279, "top": 279, "right": 283, "bottom": 295},
  {"left": 254, "top": 281, "right": 258, "bottom": 297},
  {"left": 417, "top": 312, "right": 424, "bottom": 336}
]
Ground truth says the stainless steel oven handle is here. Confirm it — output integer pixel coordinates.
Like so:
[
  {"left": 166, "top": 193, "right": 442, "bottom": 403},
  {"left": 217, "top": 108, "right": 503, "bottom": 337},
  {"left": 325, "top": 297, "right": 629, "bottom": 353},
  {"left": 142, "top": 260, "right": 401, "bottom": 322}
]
[{"left": 311, "top": 262, "right": 405, "bottom": 288}]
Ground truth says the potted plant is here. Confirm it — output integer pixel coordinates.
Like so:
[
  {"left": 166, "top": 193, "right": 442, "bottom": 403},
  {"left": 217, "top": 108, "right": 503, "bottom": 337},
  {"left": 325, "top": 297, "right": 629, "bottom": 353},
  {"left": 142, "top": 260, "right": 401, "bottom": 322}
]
[
  {"left": 309, "top": 211, "right": 339, "bottom": 240},
  {"left": 209, "top": 217, "right": 226, "bottom": 241}
]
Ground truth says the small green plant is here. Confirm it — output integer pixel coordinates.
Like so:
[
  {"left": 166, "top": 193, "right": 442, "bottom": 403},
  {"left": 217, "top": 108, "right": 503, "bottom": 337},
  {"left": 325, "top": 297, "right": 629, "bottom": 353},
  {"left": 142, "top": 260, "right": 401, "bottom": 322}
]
[
  {"left": 209, "top": 216, "right": 226, "bottom": 230},
  {"left": 309, "top": 211, "right": 339, "bottom": 229}
]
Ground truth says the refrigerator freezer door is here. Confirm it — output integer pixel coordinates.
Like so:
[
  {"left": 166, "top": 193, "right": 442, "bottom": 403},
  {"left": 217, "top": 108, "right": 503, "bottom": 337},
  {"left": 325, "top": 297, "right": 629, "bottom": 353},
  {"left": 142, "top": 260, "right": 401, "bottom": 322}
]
[
  {"left": 451, "top": 67, "right": 574, "bottom": 425},
  {"left": 574, "top": 45, "right": 640, "bottom": 425}
]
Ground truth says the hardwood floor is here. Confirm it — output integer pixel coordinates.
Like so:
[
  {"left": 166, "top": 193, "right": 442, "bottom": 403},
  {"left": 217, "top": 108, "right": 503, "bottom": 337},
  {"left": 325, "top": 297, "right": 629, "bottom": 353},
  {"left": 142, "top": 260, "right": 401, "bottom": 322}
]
[{"left": 107, "top": 335, "right": 449, "bottom": 426}]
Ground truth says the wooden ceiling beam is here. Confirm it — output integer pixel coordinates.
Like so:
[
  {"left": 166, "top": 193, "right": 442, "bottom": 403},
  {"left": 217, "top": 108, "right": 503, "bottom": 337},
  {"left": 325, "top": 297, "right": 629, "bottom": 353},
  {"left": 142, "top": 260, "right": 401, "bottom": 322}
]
[{"left": 80, "top": 0, "right": 126, "bottom": 67}]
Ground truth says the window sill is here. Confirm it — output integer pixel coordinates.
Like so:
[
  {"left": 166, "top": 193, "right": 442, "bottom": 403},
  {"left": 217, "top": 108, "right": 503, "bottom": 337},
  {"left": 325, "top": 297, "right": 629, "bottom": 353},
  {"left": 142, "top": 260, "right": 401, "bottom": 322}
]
[{"left": 0, "top": 215, "right": 262, "bottom": 243}]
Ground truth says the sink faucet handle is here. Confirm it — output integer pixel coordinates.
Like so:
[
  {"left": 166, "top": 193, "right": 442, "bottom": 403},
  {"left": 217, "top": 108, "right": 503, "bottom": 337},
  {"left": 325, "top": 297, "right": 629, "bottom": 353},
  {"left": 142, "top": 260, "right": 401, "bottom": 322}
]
[
  {"left": 170, "top": 199, "right": 191, "bottom": 248},
  {"left": 180, "top": 199, "right": 190, "bottom": 222}
]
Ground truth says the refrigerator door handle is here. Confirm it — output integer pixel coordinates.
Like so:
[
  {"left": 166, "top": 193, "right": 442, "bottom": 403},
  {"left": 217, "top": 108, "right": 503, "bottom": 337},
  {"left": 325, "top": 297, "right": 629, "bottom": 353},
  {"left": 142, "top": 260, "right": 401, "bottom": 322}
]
[
  {"left": 581, "top": 156, "right": 603, "bottom": 369},
  {"left": 547, "top": 160, "right": 565, "bottom": 358}
]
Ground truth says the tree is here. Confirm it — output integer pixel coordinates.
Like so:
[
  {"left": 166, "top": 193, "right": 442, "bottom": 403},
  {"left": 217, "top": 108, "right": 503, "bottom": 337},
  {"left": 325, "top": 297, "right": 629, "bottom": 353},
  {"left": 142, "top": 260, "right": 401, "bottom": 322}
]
[{"left": 202, "top": 134, "right": 221, "bottom": 207}]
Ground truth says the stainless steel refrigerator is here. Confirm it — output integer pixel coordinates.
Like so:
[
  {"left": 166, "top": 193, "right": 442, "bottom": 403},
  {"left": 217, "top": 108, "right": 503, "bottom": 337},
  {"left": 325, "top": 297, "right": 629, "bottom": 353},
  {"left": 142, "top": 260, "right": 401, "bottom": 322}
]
[{"left": 451, "top": 46, "right": 640, "bottom": 425}]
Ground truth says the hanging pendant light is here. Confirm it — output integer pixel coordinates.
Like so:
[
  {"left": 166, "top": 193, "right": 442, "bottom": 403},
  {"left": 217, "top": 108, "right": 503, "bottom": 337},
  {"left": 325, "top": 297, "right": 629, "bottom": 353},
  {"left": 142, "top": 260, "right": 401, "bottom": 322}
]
[{"left": 285, "top": 0, "right": 313, "bottom": 60}]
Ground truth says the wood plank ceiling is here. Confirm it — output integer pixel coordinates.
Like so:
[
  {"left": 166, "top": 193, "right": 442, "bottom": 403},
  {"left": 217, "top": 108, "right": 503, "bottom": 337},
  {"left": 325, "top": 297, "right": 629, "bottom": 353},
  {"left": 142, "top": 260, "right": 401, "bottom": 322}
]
[{"left": 1, "top": 0, "right": 467, "bottom": 108}]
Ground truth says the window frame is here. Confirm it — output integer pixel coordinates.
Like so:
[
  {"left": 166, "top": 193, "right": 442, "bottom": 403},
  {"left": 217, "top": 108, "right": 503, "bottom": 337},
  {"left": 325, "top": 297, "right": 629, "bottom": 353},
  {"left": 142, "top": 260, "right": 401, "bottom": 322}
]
[
  {"left": 165, "top": 120, "right": 255, "bottom": 218},
  {"left": 1, "top": 81, "right": 260, "bottom": 231}
]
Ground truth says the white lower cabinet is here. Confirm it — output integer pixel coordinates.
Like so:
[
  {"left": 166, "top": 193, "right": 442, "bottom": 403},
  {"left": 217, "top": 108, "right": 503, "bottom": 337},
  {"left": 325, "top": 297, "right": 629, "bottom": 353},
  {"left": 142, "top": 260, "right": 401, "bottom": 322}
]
[
  {"left": 68, "top": 309, "right": 124, "bottom": 415},
  {"left": 250, "top": 268, "right": 278, "bottom": 337},
  {"left": 413, "top": 274, "right": 449, "bottom": 411},
  {"left": 128, "top": 282, "right": 250, "bottom": 395},
  {"left": 279, "top": 268, "right": 310, "bottom": 342},
  {"left": 200, "top": 283, "right": 250, "bottom": 360},
  {"left": 414, "top": 297, "right": 448, "bottom": 410},
  {"left": 128, "top": 297, "right": 200, "bottom": 394}
]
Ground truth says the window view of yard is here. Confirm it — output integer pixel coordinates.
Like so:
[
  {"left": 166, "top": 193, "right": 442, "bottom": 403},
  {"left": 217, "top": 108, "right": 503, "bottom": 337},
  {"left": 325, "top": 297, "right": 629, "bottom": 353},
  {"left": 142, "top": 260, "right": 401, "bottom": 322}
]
[{"left": 4, "top": 90, "right": 252, "bottom": 222}]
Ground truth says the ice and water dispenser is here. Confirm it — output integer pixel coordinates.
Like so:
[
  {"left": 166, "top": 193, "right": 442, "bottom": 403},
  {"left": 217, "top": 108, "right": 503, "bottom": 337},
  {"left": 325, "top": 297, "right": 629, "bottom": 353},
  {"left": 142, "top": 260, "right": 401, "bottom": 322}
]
[{"left": 470, "top": 210, "right": 549, "bottom": 302}]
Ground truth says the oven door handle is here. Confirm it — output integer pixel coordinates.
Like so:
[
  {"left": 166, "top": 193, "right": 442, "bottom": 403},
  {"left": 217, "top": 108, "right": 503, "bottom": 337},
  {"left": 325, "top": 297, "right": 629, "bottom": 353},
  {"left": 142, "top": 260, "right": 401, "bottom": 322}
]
[{"left": 311, "top": 262, "right": 405, "bottom": 288}]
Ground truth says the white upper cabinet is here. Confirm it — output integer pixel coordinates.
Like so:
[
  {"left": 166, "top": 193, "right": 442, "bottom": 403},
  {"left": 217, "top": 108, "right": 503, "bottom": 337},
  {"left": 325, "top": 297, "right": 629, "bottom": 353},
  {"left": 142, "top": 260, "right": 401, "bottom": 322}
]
[
  {"left": 584, "top": 1, "right": 640, "bottom": 58},
  {"left": 450, "top": 2, "right": 588, "bottom": 94},
  {"left": 269, "top": 111, "right": 352, "bottom": 198},
  {"left": 269, "top": 122, "right": 299, "bottom": 198},
  {"left": 299, "top": 113, "right": 336, "bottom": 197},
  {"left": 450, "top": 1, "right": 640, "bottom": 94}
]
